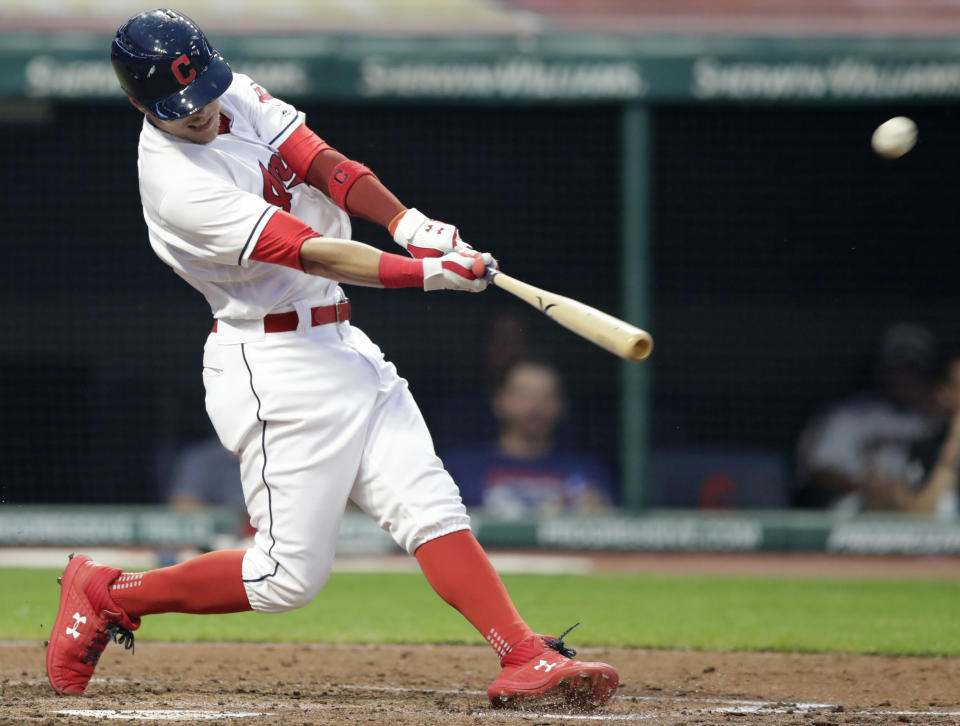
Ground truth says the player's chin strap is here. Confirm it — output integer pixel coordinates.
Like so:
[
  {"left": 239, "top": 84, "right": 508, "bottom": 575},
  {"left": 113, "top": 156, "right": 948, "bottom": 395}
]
[{"left": 543, "top": 622, "right": 579, "bottom": 658}]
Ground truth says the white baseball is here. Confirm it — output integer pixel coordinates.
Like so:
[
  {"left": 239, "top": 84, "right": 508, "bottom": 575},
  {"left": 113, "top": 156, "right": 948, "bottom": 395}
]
[{"left": 871, "top": 116, "right": 917, "bottom": 159}]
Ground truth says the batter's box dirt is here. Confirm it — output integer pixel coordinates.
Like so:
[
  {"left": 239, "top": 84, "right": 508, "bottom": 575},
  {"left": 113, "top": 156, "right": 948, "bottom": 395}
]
[{"left": 1, "top": 642, "right": 958, "bottom": 725}]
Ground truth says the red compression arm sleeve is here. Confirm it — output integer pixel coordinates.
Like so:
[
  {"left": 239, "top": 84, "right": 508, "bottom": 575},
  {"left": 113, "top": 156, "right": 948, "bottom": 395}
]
[
  {"left": 279, "top": 124, "right": 405, "bottom": 229},
  {"left": 279, "top": 123, "right": 405, "bottom": 228},
  {"left": 301, "top": 146, "right": 405, "bottom": 228},
  {"left": 327, "top": 160, "right": 376, "bottom": 213}
]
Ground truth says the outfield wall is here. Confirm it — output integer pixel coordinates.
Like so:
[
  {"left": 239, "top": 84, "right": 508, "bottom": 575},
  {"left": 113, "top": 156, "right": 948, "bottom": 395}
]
[
  {"left": 2, "top": 506, "right": 959, "bottom": 556},
  {"left": 5, "top": 32, "right": 960, "bottom": 104},
  {"left": 1, "top": 31, "right": 958, "bottom": 512}
]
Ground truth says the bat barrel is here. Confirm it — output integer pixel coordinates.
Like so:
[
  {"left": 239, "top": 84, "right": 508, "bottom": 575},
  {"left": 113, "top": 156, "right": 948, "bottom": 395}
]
[{"left": 489, "top": 270, "right": 653, "bottom": 363}]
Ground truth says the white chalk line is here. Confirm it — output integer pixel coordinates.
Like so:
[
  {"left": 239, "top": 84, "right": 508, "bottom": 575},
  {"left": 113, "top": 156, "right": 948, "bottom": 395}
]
[
  {"left": 328, "top": 683, "right": 960, "bottom": 717},
  {"left": 54, "top": 707, "right": 659, "bottom": 722},
  {"left": 53, "top": 703, "right": 960, "bottom": 724},
  {"left": 38, "top": 681, "right": 960, "bottom": 722},
  {"left": 56, "top": 710, "right": 264, "bottom": 721},
  {"left": 39, "top": 678, "right": 960, "bottom": 722}
]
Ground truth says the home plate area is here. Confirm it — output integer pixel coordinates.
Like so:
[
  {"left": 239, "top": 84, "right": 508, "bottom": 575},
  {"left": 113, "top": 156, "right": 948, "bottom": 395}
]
[{"left": 2, "top": 642, "right": 958, "bottom": 725}]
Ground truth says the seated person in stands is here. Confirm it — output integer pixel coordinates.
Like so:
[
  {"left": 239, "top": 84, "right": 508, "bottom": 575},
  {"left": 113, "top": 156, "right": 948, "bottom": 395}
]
[
  {"left": 888, "top": 351, "right": 960, "bottom": 517},
  {"left": 442, "top": 358, "right": 615, "bottom": 518},
  {"left": 794, "top": 323, "right": 941, "bottom": 511},
  {"left": 166, "top": 435, "right": 244, "bottom": 513}
]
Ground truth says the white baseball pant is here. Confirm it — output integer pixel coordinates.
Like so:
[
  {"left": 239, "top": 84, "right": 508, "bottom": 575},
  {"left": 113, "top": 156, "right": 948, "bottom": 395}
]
[{"left": 201, "top": 297, "right": 471, "bottom": 613}]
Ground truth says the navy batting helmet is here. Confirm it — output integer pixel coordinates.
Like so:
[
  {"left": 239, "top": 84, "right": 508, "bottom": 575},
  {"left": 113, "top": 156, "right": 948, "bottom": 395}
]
[{"left": 111, "top": 8, "right": 233, "bottom": 120}]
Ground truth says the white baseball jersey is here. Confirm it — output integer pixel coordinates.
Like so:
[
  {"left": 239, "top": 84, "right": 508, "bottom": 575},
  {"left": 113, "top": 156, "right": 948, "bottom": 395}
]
[
  {"left": 134, "top": 74, "right": 470, "bottom": 613},
  {"left": 137, "top": 72, "right": 349, "bottom": 319}
]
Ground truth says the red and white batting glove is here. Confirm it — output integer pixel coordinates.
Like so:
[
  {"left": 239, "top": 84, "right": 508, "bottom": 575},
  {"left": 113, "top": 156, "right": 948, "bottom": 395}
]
[
  {"left": 393, "top": 208, "right": 473, "bottom": 259},
  {"left": 423, "top": 250, "right": 498, "bottom": 292}
]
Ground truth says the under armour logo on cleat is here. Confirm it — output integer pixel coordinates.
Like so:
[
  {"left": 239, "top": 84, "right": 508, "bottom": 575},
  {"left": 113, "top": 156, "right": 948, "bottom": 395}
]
[
  {"left": 533, "top": 659, "right": 558, "bottom": 673},
  {"left": 65, "top": 612, "right": 86, "bottom": 639}
]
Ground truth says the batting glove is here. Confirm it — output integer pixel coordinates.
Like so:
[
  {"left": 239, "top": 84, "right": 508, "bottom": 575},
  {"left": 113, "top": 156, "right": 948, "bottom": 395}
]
[
  {"left": 424, "top": 250, "right": 498, "bottom": 292},
  {"left": 393, "top": 208, "right": 473, "bottom": 259}
]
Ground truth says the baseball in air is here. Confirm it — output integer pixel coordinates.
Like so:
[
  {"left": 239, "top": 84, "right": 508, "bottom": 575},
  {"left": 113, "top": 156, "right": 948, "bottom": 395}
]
[{"left": 871, "top": 116, "right": 917, "bottom": 159}]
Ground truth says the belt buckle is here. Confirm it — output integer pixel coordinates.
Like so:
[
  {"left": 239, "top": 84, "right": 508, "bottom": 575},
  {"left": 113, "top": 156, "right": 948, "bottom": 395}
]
[{"left": 334, "top": 298, "right": 348, "bottom": 323}]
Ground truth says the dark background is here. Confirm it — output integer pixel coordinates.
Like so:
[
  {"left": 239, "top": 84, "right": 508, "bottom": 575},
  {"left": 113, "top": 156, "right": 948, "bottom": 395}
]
[{"left": 1, "top": 100, "right": 957, "bottom": 504}]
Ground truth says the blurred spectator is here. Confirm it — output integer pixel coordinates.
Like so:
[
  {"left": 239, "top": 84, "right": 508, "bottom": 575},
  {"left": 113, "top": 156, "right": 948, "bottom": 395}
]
[
  {"left": 794, "top": 323, "right": 941, "bottom": 512},
  {"left": 442, "top": 358, "right": 615, "bottom": 518},
  {"left": 166, "top": 436, "right": 244, "bottom": 513},
  {"left": 428, "top": 306, "right": 538, "bottom": 452},
  {"left": 889, "top": 351, "right": 960, "bottom": 518},
  {"left": 481, "top": 307, "right": 535, "bottom": 391},
  {"left": 157, "top": 435, "right": 247, "bottom": 565}
]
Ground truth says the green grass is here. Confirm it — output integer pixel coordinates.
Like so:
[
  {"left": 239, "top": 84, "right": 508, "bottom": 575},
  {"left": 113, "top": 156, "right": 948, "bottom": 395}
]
[{"left": 7, "top": 569, "right": 960, "bottom": 656}]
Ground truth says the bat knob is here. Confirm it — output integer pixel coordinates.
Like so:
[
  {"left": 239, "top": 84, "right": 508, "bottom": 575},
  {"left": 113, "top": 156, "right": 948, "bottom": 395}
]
[{"left": 471, "top": 255, "right": 487, "bottom": 279}]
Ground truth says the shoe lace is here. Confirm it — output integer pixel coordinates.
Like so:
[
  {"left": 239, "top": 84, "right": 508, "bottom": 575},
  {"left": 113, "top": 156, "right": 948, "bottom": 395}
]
[
  {"left": 543, "top": 622, "right": 579, "bottom": 658},
  {"left": 82, "top": 623, "right": 136, "bottom": 666}
]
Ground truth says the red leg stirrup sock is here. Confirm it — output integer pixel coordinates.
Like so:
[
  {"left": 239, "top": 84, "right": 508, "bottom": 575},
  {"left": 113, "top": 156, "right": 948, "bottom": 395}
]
[
  {"left": 415, "top": 530, "right": 532, "bottom": 660},
  {"left": 110, "top": 550, "right": 252, "bottom": 617}
]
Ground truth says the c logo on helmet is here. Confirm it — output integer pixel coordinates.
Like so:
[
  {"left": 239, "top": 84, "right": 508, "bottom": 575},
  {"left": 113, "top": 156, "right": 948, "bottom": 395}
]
[{"left": 171, "top": 54, "right": 197, "bottom": 85}]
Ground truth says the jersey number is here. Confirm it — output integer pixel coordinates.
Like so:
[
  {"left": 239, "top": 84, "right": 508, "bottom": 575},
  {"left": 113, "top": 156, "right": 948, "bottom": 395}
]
[{"left": 260, "top": 153, "right": 302, "bottom": 212}]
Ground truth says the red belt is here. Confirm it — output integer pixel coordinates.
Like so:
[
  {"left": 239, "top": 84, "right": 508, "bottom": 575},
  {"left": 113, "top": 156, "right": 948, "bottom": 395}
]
[{"left": 212, "top": 300, "right": 351, "bottom": 334}]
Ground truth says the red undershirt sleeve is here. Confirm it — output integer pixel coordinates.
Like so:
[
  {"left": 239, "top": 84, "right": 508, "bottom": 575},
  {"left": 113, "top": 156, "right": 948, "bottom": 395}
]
[
  {"left": 249, "top": 210, "right": 319, "bottom": 271},
  {"left": 277, "top": 125, "right": 331, "bottom": 180}
]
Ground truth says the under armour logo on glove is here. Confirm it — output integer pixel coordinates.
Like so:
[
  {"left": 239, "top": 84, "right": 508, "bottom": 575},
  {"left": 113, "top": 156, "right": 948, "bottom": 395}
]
[{"left": 393, "top": 208, "right": 473, "bottom": 259}]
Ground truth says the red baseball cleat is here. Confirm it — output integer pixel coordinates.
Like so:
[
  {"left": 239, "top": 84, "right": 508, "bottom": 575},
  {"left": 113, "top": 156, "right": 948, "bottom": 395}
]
[
  {"left": 46, "top": 554, "right": 139, "bottom": 696},
  {"left": 488, "top": 624, "right": 619, "bottom": 710}
]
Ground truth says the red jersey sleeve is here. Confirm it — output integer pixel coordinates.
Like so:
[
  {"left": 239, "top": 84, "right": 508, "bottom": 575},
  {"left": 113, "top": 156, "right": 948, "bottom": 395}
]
[{"left": 249, "top": 210, "right": 320, "bottom": 271}]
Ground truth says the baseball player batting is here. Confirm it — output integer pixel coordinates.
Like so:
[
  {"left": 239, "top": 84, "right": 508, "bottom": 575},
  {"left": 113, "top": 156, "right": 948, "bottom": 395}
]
[{"left": 45, "top": 8, "right": 618, "bottom": 710}]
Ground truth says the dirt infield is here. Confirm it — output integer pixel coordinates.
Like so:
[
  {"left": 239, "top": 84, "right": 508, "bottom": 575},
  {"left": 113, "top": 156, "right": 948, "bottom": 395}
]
[{"left": 2, "top": 641, "right": 958, "bottom": 725}]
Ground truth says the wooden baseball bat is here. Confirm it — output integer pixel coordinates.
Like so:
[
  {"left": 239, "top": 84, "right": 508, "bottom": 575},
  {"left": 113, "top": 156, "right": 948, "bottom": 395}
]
[{"left": 487, "top": 270, "right": 653, "bottom": 362}]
